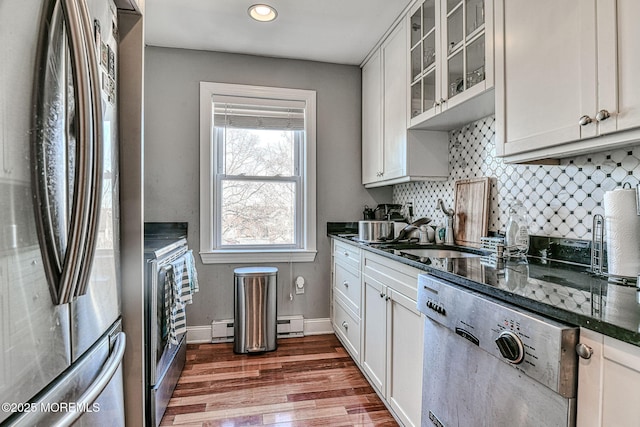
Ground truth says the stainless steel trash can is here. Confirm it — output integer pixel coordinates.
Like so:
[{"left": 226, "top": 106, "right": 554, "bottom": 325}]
[{"left": 233, "top": 267, "right": 278, "bottom": 353}]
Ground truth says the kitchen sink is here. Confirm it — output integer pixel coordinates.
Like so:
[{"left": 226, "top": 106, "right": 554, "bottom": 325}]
[{"left": 399, "top": 248, "right": 484, "bottom": 259}]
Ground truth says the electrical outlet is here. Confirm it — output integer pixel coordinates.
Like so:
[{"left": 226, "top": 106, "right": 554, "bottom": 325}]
[{"left": 295, "top": 276, "right": 305, "bottom": 294}]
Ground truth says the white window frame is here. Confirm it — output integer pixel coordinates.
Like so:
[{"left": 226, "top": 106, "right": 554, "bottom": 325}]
[{"left": 199, "top": 82, "right": 317, "bottom": 264}]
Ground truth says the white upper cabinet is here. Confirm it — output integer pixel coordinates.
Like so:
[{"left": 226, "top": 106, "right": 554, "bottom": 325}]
[
  {"left": 495, "top": 0, "right": 640, "bottom": 163},
  {"left": 381, "top": 23, "right": 410, "bottom": 182},
  {"left": 362, "top": 49, "right": 383, "bottom": 185},
  {"left": 362, "top": 19, "right": 449, "bottom": 188},
  {"left": 409, "top": 0, "right": 495, "bottom": 131}
]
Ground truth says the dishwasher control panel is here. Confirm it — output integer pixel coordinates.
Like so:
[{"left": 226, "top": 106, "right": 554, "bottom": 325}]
[{"left": 418, "top": 274, "right": 579, "bottom": 398}]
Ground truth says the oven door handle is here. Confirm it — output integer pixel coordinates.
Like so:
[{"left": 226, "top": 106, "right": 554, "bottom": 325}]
[{"left": 150, "top": 264, "right": 173, "bottom": 385}]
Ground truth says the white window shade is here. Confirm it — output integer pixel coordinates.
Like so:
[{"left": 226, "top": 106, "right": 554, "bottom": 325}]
[{"left": 213, "top": 100, "right": 305, "bottom": 131}]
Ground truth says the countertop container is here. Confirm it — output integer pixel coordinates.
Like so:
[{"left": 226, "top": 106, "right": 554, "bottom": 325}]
[{"left": 358, "top": 220, "right": 394, "bottom": 242}]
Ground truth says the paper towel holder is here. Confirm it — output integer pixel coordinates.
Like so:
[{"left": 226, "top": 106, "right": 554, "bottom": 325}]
[
  {"left": 621, "top": 182, "right": 640, "bottom": 215},
  {"left": 591, "top": 214, "right": 605, "bottom": 276},
  {"left": 591, "top": 213, "right": 638, "bottom": 286}
]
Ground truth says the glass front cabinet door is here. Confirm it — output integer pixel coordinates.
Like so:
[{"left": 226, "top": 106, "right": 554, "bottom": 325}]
[{"left": 409, "top": 0, "right": 494, "bottom": 129}]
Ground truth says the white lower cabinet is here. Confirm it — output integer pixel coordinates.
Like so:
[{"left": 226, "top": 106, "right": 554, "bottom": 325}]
[
  {"left": 386, "top": 288, "right": 424, "bottom": 427},
  {"left": 332, "top": 296, "right": 361, "bottom": 361},
  {"left": 331, "top": 239, "right": 424, "bottom": 427},
  {"left": 362, "top": 275, "right": 387, "bottom": 394},
  {"left": 362, "top": 252, "right": 424, "bottom": 427},
  {"left": 331, "top": 240, "right": 362, "bottom": 363},
  {"left": 577, "top": 328, "right": 640, "bottom": 427}
]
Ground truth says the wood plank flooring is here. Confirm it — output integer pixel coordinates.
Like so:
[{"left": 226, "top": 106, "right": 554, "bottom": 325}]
[{"left": 160, "top": 334, "right": 399, "bottom": 426}]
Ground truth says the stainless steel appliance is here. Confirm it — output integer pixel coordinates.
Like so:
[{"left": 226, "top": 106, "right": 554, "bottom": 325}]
[
  {"left": 417, "top": 274, "right": 579, "bottom": 427},
  {"left": 373, "top": 203, "right": 404, "bottom": 220},
  {"left": 144, "top": 223, "right": 197, "bottom": 426},
  {"left": 358, "top": 220, "right": 394, "bottom": 242},
  {"left": 0, "top": 0, "right": 124, "bottom": 425}
]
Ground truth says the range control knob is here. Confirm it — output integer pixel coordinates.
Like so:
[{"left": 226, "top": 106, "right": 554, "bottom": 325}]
[{"left": 495, "top": 331, "right": 524, "bottom": 364}]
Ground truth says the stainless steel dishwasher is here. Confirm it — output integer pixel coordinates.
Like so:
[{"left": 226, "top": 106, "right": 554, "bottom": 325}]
[{"left": 417, "top": 274, "right": 579, "bottom": 427}]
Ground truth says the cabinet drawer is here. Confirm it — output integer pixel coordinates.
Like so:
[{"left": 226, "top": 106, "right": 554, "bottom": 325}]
[
  {"left": 333, "top": 240, "right": 360, "bottom": 272},
  {"left": 334, "top": 262, "right": 361, "bottom": 315},
  {"left": 363, "top": 252, "right": 420, "bottom": 301},
  {"left": 333, "top": 297, "right": 361, "bottom": 362}
]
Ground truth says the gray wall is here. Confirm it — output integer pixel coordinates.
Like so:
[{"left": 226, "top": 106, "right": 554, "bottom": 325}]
[{"left": 144, "top": 46, "right": 391, "bottom": 325}]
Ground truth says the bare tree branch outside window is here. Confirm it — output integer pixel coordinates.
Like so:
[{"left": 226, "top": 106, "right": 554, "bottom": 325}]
[{"left": 218, "top": 128, "right": 299, "bottom": 246}]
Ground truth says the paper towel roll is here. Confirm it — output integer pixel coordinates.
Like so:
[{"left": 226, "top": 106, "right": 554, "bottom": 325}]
[{"left": 604, "top": 188, "right": 640, "bottom": 277}]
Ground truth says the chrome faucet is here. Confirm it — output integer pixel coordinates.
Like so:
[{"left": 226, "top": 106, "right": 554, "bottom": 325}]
[{"left": 437, "top": 199, "right": 455, "bottom": 245}]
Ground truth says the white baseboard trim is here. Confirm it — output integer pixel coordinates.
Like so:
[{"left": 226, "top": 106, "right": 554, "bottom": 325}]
[
  {"left": 303, "top": 318, "right": 333, "bottom": 335},
  {"left": 186, "top": 325, "right": 214, "bottom": 344},
  {"left": 186, "top": 317, "right": 333, "bottom": 344}
]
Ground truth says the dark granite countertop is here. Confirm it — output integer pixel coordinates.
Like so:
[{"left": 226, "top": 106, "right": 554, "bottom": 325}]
[{"left": 330, "top": 231, "right": 640, "bottom": 347}]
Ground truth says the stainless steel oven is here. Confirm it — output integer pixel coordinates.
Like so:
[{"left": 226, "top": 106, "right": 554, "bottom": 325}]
[
  {"left": 145, "top": 236, "right": 189, "bottom": 426},
  {"left": 418, "top": 274, "right": 579, "bottom": 427}
]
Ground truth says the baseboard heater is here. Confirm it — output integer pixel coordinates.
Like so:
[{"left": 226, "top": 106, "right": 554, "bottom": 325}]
[{"left": 211, "top": 315, "right": 304, "bottom": 343}]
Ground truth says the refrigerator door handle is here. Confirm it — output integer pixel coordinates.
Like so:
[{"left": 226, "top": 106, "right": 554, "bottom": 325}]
[
  {"left": 32, "top": 0, "right": 95, "bottom": 304},
  {"left": 56, "top": 331, "right": 126, "bottom": 427},
  {"left": 73, "top": 0, "right": 104, "bottom": 298}
]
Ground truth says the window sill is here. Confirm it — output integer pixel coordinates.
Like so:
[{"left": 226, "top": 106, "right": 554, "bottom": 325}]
[{"left": 200, "top": 249, "right": 317, "bottom": 264}]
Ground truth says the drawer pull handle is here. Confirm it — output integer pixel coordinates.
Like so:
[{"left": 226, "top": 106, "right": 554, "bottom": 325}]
[
  {"left": 343, "top": 281, "right": 349, "bottom": 288},
  {"left": 342, "top": 321, "right": 348, "bottom": 330}
]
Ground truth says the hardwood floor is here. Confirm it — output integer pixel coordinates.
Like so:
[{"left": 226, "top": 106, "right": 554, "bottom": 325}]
[{"left": 160, "top": 334, "right": 399, "bottom": 426}]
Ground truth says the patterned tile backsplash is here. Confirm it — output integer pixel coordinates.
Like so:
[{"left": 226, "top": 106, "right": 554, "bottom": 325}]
[{"left": 393, "top": 115, "right": 640, "bottom": 240}]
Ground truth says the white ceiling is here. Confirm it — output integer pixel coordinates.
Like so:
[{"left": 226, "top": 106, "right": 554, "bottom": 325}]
[{"left": 144, "top": 0, "right": 414, "bottom": 66}]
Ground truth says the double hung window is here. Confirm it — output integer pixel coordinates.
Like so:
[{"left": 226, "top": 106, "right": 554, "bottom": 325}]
[{"left": 199, "top": 83, "right": 317, "bottom": 263}]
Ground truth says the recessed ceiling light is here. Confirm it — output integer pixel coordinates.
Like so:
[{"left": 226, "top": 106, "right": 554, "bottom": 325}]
[{"left": 248, "top": 4, "right": 278, "bottom": 22}]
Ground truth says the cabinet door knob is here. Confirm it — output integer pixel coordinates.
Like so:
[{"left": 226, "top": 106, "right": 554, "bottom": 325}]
[
  {"left": 433, "top": 101, "right": 440, "bottom": 108},
  {"left": 439, "top": 98, "right": 446, "bottom": 104},
  {"left": 596, "top": 109, "right": 611, "bottom": 121},
  {"left": 385, "top": 295, "right": 391, "bottom": 301},
  {"left": 342, "top": 280, "right": 349, "bottom": 288},
  {"left": 579, "top": 115, "right": 593, "bottom": 126},
  {"left": 575, "top": 343, "right": 593, "bottom": 359},
  {"left": 344, "top": 251, "right": 349, "bottom": 257},
  {"left": 341, "top": 321, "right": 348, "bottom": 330},
  {"left": 379, "top": 292, "right": 385, "bottom": 298}
]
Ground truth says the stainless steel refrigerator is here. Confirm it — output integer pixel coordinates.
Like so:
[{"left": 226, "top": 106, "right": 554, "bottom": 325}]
[{"left": 0, "top": 0, "right": 125, "bottom": 425}]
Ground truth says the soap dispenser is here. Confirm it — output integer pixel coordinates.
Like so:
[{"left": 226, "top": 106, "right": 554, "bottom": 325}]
[{"left": 505, "top": 201, "right": 530, "bottom": 258}]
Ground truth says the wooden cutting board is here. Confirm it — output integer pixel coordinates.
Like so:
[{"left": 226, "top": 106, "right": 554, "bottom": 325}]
[{"left": 454, "top": 177, "right": 491, "bottom": 247}]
